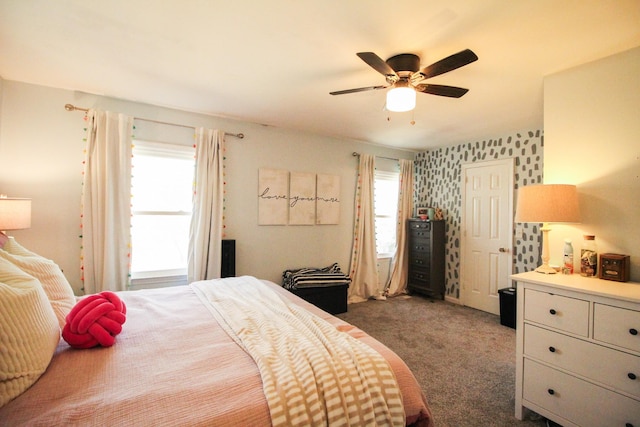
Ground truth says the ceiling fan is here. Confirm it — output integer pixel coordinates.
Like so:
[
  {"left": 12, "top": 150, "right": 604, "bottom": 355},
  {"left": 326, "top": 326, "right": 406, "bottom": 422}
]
[{"left": 330, "top": 49, "right": 478, "bottom": 112}]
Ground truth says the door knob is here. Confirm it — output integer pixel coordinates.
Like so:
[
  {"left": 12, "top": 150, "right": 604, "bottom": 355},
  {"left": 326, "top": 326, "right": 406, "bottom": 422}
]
[{"left": 499, "top": 247, "right": 509, "bottom": 253}]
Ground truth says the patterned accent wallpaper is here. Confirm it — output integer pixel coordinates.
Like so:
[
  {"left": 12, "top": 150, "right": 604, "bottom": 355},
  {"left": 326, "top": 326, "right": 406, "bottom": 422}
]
[{"left": 414, "top": 130, "right": 544, "bottom": 299}]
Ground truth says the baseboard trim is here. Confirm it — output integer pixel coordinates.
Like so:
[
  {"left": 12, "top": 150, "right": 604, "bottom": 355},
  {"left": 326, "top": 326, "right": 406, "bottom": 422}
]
[{"left": 445, "top": 295, "right": 462, "bottom": 305}]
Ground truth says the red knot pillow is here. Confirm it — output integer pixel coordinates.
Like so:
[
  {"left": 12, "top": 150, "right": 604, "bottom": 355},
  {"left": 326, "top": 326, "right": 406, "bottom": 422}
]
[{"left": 62, "top": 291, "right": 126, "bottom": 349}]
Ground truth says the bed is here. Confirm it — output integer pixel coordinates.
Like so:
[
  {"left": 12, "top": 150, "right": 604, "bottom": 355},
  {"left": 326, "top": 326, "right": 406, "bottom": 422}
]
[{"left": 0, "top": 247, "right": 433, "bottom": 427}]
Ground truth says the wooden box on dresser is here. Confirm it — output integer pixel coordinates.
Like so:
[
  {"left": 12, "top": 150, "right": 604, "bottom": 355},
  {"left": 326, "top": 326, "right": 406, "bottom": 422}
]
[
  {"left": 407, "top": 219, "right": 445, "bottom": 299},
  {"left": 510, "top": 271, "right": 640, "bottom": 427}
]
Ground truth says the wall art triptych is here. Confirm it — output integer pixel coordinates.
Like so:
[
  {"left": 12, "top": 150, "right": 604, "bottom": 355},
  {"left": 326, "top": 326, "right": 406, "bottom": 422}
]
[{"left": 258, "top": 168, "right": 340, "bottom": 225}]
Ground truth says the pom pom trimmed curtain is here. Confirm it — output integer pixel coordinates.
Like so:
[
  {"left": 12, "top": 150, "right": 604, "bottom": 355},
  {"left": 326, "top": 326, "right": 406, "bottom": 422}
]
[
  {"left": 81, "top": 110, "right": 133, "bottom": 293},
  {"left": 348, "top": 154, "right": 379, "bottom": 303},
  {"left": 188, "top": 128, "right": 225, "bottom": 282},
  {"left": 384, "top": 159, "right": 414, "bottom": 296}
]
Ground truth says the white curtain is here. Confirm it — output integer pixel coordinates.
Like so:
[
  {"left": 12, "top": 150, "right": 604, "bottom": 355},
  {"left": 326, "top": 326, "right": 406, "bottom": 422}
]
[
  {"left": 81, "top": 110, "right": 134, "bottom": 294},
  {"left": 188, "top": 128, "right": 225, "bottom": 282},
  {"left": 348, "top": 154, "right": 379, "bottom": 303},
  {"left": 385, "top": 159, "right": 414, "bottom": 297}
]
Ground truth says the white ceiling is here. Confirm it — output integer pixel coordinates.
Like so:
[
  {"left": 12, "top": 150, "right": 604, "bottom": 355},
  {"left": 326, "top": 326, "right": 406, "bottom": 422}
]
[{"left": 1, "top": 1, "right": 639, "bottom": 151}]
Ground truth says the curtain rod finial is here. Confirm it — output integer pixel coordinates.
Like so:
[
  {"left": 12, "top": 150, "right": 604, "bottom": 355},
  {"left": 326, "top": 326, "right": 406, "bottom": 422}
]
[{"left": 64, "top": 104, "right": 75, "bottom": 111}]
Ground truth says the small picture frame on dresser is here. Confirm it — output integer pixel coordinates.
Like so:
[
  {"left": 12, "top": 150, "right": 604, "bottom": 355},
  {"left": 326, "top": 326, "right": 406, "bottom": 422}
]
[{"left": 416, "top": 207, "right": 429, "bottom": 218}]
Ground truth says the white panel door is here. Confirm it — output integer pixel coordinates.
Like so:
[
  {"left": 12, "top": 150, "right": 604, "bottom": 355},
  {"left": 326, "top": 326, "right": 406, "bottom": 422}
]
[{"left": 461, "top": 159, "right": 513, "bottom": 315}]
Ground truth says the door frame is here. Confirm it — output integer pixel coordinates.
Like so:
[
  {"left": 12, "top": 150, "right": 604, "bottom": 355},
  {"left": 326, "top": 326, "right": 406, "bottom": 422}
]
[{"left": 459, "top": 158, "right": 514, "bottom": 311}]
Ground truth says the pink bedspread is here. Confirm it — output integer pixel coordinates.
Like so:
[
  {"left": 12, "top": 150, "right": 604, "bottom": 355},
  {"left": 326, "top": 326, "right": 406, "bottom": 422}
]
[{"left": 0, "top": 280, "right": 433, "bottom": 426}]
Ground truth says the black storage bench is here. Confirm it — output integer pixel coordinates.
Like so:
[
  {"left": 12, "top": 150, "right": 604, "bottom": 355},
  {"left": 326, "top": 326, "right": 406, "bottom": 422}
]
[{"left": 282, "top": 263, "right": 350, "bottom": 315}]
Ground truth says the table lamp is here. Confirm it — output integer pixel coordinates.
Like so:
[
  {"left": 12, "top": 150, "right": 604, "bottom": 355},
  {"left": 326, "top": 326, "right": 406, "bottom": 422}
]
[
  {"left": 0, "top": 196, "right": 32, "bottom": 235},
  {"left": 515, "top": 184, "right": 580, "bottom": 274}
]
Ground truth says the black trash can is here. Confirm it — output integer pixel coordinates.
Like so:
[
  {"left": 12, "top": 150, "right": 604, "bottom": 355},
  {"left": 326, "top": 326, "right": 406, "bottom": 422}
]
[{"left": 498, "top": 287, "right": 516, "bottom": 329}]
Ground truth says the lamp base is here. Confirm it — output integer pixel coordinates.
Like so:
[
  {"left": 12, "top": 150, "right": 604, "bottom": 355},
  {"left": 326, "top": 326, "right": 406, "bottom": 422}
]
[
  {"left": 535, "top": 264, "right": 557, "bottom": 274},
  {"left": 534, "top": 224, "right": 556, "bottom": 274}
]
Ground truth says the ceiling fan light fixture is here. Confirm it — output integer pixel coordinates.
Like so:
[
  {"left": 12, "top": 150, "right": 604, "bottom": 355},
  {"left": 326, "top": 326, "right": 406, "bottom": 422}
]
[{"left": 386, "top": 86, "right": 416, "bottom": 112}]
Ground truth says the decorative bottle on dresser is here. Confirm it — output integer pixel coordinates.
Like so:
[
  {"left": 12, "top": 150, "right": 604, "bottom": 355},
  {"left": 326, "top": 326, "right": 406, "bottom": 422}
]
[
  {"left": 563, "top": 238, "right": 574, "bottom": 274},
  {"left": 580, "top": 235, "right": 597, "bottom": 277}
]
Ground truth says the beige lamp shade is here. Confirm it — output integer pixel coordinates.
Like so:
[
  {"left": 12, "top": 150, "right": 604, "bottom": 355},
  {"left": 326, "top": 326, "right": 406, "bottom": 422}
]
[
  {"left": 0, "top": 197, "right": 32, "bottom": 230},
  {"left": 514, "top": 184, "right": 580, "bottom": 274},
  {"left": 515, "top": 184, "right": 581, "bottom": 223}
]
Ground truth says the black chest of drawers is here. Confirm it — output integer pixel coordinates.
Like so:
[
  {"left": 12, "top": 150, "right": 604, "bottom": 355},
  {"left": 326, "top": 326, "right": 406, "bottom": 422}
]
[{"left": 407, "top": 219, "right": 445, "bottom": 299}]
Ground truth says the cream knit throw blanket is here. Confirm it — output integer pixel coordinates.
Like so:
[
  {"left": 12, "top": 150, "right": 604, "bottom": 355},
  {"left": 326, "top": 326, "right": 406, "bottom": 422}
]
[{"left": 191, "top": 276, "right": 405, "bottom": 427}]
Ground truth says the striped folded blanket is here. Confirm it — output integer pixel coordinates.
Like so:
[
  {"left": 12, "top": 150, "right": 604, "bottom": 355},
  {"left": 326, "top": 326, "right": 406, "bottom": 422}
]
[
  {"left": 282, "top": 263, "right": 351, "bottom": 289},
  {"left": 191, "top": 276, "right": 404, "bottom": 427}
]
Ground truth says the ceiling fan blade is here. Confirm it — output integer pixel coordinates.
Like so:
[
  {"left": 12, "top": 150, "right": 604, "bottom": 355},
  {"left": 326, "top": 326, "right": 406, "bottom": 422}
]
[
  {"left": 416, "top": 84, "right": 469, "bottom": 98},
  {"left": 356, "top": 52, "right": 399, "bottom": 80},
  {"left": 330, "top": 85, "right": 387, "bottom": 95},
  {"left": 419, "top": 49, "right": 478, "bottom": 79}
]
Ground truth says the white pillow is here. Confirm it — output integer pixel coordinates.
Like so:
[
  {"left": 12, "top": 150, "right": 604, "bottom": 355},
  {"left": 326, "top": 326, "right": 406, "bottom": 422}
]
[
  {"left": 0, "top": 239, "right": 76, "bottom": 329},
  {"left": 0, "top": 257, "right": 60, "bottom": 408},
  {"left": 2, "top": 237, "right": 37, "bottom": 257}
]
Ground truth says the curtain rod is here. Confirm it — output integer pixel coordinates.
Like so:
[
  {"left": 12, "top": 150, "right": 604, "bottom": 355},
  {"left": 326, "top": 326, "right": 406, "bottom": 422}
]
[
  {"left": 64, "top": 104, "right": 244, "bottom": 139},
  {"left": 352, "top": 152, "right": 399, "bottom": 162}
]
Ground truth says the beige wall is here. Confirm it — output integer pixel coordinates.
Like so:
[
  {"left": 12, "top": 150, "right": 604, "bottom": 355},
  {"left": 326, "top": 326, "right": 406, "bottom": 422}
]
[
  {"left": 0, "top": 81, "right": 413, "bottom": 294},
  {"left": 3, "top": 45, "right": 637, "bottom": 295},
  {"left": 543, "top": 46, "right": 640, "bottom": 279}
]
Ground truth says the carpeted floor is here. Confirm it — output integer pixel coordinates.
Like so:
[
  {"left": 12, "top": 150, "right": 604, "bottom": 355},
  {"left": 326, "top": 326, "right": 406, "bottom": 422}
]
[{"left": 337, "top": 294, "right": 549, "bottom": 427}]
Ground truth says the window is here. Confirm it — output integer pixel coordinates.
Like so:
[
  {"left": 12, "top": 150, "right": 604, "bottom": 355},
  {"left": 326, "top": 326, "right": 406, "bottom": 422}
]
[
  {"left": 130, "top": 141, "right": 195, "bottom": 284},
  {"left": 374, "top": 170, "right": 400, "bottom": 257}
]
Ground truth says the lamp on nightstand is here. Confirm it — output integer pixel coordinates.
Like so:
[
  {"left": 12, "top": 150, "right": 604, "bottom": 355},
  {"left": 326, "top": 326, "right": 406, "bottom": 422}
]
[
  {"left": 515, "top": 184, "right": 581, "bottom": 274},
  {"left": 0, "top": 195, "right": 32, "bottom": 235}
]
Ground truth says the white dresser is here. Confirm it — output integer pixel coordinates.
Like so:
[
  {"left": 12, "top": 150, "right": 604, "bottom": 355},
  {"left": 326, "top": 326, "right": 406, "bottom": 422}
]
[{"left": 511, "top": 271, "right": 640, "bottom": 427}]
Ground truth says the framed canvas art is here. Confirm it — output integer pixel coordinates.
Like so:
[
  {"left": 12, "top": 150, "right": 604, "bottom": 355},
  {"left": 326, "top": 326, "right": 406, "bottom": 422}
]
[
  {"left": 316, "top": 174, "right": 340, "bottom": 225},
  {"left": 289, "top": 172, "right": 316, "bottom": 225},
  {"left": 258, "top": 168, "right": 289, "bottom": 225}
]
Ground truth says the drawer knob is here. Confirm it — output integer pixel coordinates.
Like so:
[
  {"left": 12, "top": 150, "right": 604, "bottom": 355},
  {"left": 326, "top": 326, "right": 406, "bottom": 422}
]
[
  {"left": 547, "top": 388, "right": 555, "bottom": 396},
  {"left": 549, "top": 309, "right": 557, "bottom": 315},
  {"left": 549, "top": 346, "right": 556, "bottom": 353},
  {"left": 628, "top": 373, "right": 637, "bottom": 380},
  {"left": 630, "top": 328, "right": 638, "bottom": 336}
]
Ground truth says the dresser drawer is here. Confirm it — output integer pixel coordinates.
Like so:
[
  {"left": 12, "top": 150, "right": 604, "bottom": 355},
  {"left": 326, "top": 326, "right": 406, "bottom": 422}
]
[
  {"left": 410, "top": 227, "right": 432, "bottom": 239},
  {"left": 524, "top": 324, "right": 640, "bottom": 399},
  {"left": 409, "top": 221, "right": 432, "bottom": 232},
  {"left": 524, "top": 289, "right": 589, "bottom": 336},
  {"left": 409, "top": 255, "right": 430, "bottom": 269},
  {"left": 409, "top": 241, "right": 431, "bottom": 253},
  {"left": 594, "top": 303, "right": 640, "bottom": 353},
  {"left": 408, "top": 268, "right": 431, "bottom": 284},
  {"left": 523, "top": 359, "right": 640, "bottom": 427}
]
